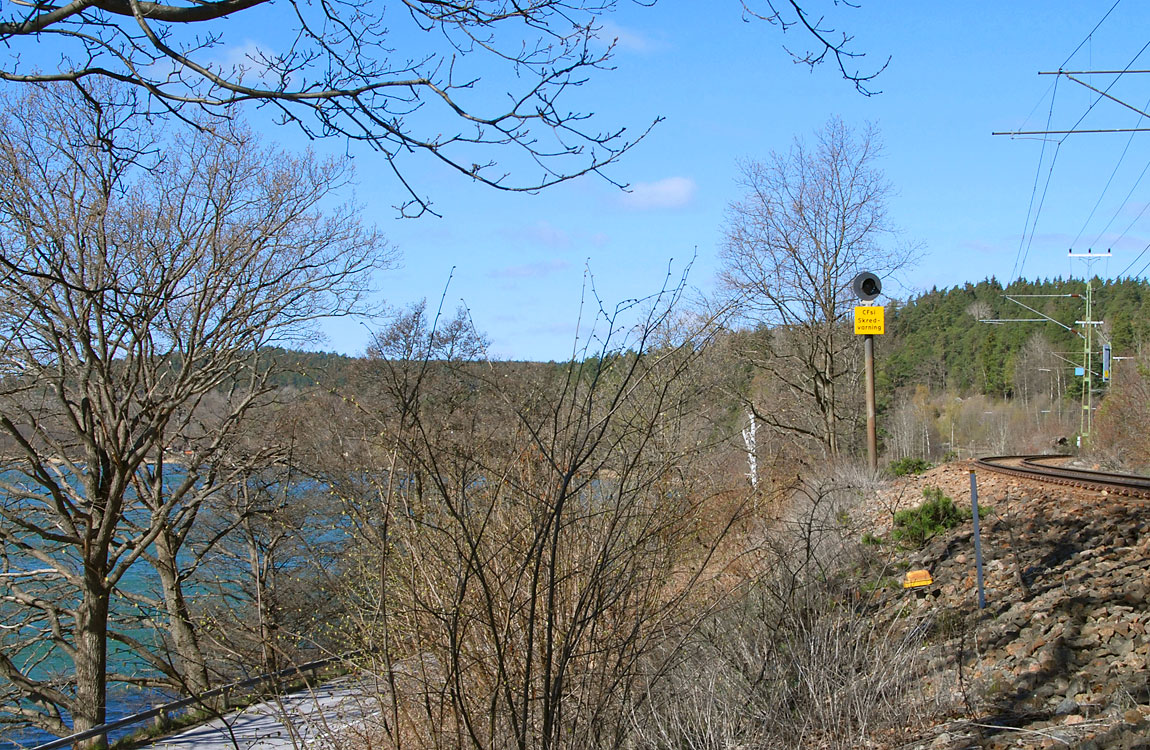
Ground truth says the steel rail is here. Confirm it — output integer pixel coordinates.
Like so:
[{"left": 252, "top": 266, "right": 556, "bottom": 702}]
[{"left": 975, "top": 455, "right": 1150, "bottom": 498}]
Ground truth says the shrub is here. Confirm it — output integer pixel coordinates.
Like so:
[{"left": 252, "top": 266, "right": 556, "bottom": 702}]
[
  {"left": 888, "top": 457, "right": 932, "bottom": 477},
  {"left": 891, "top": 486, "right": 970, "bottom": 547}
]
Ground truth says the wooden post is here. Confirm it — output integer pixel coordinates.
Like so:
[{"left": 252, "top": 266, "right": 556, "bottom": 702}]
[{"left": 865, "top": 333, "right": 877, "bottom": 472}]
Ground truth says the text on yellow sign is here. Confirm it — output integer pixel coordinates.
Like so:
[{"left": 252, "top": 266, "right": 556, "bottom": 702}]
[{"left": 854, "top": 306, "right": 885, "bottom": 335}]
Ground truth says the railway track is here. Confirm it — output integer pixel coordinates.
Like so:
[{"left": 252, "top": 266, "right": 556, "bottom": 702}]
[{"left": 974, "top": 455, "right": 1150, "bottom": 499}]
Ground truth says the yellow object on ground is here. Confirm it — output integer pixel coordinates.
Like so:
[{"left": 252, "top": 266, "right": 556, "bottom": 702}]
[{"left": 903, "top": 569, "right": 933, "bottom": 589}]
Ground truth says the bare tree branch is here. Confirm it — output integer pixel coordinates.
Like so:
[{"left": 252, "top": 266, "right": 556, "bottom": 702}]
[
  {"left": 719, "top": 117, "right": 917, "bottom": 457},
  {"left": 0, "top": 80, "right": 393, "bottom": 742},
  {"left": 0, "top": 1, "right": 880, "bottom": 216}
]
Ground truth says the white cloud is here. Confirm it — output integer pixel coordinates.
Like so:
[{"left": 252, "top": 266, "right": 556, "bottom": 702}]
[
  {"left": 489, "top": 259, "right": 571, "bottom": 280},
  {"left": 526, "top": 221, "right": 572, "bottom": 249},
  {"left": 596, "top": 21, "right": 662, "bottom": 53},
  {"left": 213, "top": 40, "right": 280, "bottom": 85},
  {"left": 621, "top": 177, "right": 697, "bottom": 210},
  {"left": 497, "top": 220, "right": 572, "bottom": 249}
]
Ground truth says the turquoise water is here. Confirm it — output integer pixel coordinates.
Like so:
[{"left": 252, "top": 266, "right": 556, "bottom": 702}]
[
  {"left": 0, "top": 520, "right": 178, "bottom": 748},
  {"left": 1, "top": 685, "right": 172, "bottom": 749},
  {"left": 0, "top": 468, "right": 342, "bottom": 748}
]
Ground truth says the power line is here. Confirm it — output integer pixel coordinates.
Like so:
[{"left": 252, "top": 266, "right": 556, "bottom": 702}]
[
  {"left": 1059, "top": 0, "right": 1124, "bottom": 69},
  {"left": 1115, "top": 240, "right": 1150, "bottom": 277},
  {"left": 1061, "top": 38, "right": 1150, "bottom": 131},
  {"left": 1011, "top": 76, "right": 1060, "bottom": 283},
  {"left": 993, "top": 127, "right": 1150, "bottom": 135},
  {"left": 1010, "top": 33, "right": 1138, "bottom": 281},
  {"left": 1040, "top": 69, "right": 1150, "bottom": 75},
  {"left": 1074, "top": 93, "right": 1150, "bottom": 248},
  {"left": 1009, "top": 2, "right": 1123, "bottom": 141},
  {"left": 1095, "top": 156, "right": 1150, "bottom": 249},
  {"left": 998, "top": 38, "right": 1150, "bottom": 138},
  {"left": 1017, "top": 144, "right": 1062, "bottom": 282},
  {"left": 1006, "top": 9, "right": 1150, "bottom": 282}
]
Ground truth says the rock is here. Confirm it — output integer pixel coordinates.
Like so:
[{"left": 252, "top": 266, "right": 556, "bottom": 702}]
[{"left": 1054, "top": 697, "right": 1080, "bottom": 715}]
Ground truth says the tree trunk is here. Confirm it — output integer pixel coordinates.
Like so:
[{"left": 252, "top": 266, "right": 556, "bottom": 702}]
[
  {"left": 248, "top": 538, "right": 279, "bottom": 675},
  {"left": 74, "top": 571, "right": 110, "bottom": 750},
  {"left": 822, "top": 347, "right": 838, "bottom": 458},
  {"left": 154, "top": 530, "right": 211, "bottom": 694}
]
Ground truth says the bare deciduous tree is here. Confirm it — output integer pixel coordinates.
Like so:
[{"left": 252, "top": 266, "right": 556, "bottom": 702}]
[
  {"left": 719, "top": 117, "right": 916, "bottom": 458},
  {"left": 886, "top": 385, "right": 940, "bottom": 462},
  {"left": 0, "top": 82, "right": 392, "bottom": 744},
  {"left": 1095, "top": 354, "right": 1150, "bottom": 468},
  {"left": 0, "top": 2, "right": 881, "bottom": 216},
  {"left": 1012, "top": 332, "right": 1064, "bottom": 406},
  {"left": 322, "top": 279, "right": 747, "bottom": 750}
]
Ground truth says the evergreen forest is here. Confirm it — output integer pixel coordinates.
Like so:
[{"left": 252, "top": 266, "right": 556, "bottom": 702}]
[{"left": 881, "top": 276, "right": 1150, "bottom": 399}]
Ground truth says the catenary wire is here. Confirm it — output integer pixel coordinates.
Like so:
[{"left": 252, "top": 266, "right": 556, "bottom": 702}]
[
  {"left": 1098, "top": 159, "right": 1150, "bottom": 253},
  {"left": 1072, "top": 96, "right": 1150, "bottom": 248},
  {"left": 1132, "top": 251, "right": 1150, "bottom": 278},
  {"left": 1014, "top": 27, "right": 1150, "bottom": 280},
  {"left": 1011, "top": 75, "right": 1061, "bottom": 283},
  {"left": 1060, "top": 0, "right": 1124, "bottom": 69},
  {"left": 1116, "top": 236, "right": 1150, "bottom": 277}
]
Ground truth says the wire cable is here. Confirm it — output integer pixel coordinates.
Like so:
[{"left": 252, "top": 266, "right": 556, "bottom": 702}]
[
  {"left": 1072, "top": 97, "right": 1150, "bottom": 248},
  {"left": 1101, "top": 160, "right": 1150, "bottom": 250},
  {"left": 1060, "top": 0, "right": 1124, "bottom": 69},
  {"left": 1011, "top": 75, "right": 1061, "bottom": 283},
  {"left": 1116, "top": 236, "right": 1150, "bottom": 277},
  {"left": 1010, "top": 1, "right": 1121, "bottom": 137},
  {"left": 1059, "top": 38, "right": 1150, "bottom": 138},
  {"left": 1014, "top": 15, "right": 1149, "bottom": 281},
  {"left": 1016, "top": 142, "right": 1062, "bottom": 283},
  {"left": 1131, "top": 251, "right": 1150, "bottom": 278}
]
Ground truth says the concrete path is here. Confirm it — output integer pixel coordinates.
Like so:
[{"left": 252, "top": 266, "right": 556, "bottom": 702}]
[{"left": 142, "top": 677, "right": 385, "bottom": 750}]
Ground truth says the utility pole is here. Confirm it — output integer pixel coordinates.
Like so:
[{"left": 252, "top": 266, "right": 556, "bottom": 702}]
[
  {"left": 977, "top": 253, "right": 1111, "bottom": 451},
  {"left": 1069, "top": 249, "right": 1110, "bottom": 448}
]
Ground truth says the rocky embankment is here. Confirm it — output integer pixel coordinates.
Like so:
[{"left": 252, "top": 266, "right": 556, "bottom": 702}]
[{"left": 865, "top": 462, "right": 1150, "bottom": 749}]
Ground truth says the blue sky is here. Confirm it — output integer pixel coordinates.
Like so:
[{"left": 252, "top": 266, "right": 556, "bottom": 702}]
[{"left": 249, "top": 3, "right": 1150, "bottom": 358}]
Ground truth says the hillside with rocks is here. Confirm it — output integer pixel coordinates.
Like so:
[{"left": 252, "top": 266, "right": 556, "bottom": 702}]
[{"left": 860, "top": 462, "right": 1150, "bottom": 749}]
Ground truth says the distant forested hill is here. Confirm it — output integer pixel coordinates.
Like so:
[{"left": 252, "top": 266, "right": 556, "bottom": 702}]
[
  {"left": 260, "top": 347, "right": 359, "bottom": 389},
  {"left": 880, "top": 277, "right": 1150, "bottom": 398},
  {"left": 262, "top": 277, "right": 1150, "bottom": 403}
]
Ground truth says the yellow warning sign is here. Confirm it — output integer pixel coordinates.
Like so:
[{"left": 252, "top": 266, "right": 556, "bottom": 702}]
[{"left": 854, "top": 306, "right": 885, "bottom": 335}]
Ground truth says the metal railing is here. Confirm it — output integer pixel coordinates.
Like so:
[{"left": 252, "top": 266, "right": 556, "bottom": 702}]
[{"left": 30, "top": 652, "right": 352, "bottom": 750}]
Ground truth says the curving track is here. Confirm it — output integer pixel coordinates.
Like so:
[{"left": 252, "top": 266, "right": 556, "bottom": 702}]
[{"left": 974, "top": 455, "right": 1150, "bottom": 499}]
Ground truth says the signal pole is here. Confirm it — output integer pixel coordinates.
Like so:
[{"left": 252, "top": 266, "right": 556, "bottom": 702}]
[{"left": 852, "top": 272, "right": 883, "bottom": 472}]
